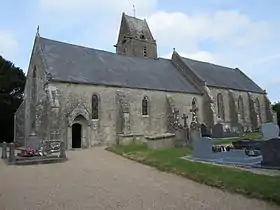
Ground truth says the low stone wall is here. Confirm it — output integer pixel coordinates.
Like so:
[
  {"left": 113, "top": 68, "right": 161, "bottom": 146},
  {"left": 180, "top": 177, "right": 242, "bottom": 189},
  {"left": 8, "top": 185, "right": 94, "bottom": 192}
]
[
  {"left": 117, "top": 134, "right": 145, "bottom": 145},
  {"left": 146, "top": 133, "right": 176, "bottom": 150}
]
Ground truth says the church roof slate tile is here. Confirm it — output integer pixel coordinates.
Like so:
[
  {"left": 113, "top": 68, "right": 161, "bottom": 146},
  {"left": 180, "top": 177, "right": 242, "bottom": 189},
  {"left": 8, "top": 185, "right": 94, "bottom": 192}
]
[
  {"left": 181, "top": 57, "right": 264, "bottom": 93},
  {"left": 39, "top": 37, "right": 201, "bottom": 94}
]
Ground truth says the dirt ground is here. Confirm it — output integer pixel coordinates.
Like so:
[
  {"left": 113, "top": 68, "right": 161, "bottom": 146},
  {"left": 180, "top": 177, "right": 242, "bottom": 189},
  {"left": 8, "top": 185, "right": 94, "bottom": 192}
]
[{"left": 0, "top": 148, "right": 279, "bottom": 210}]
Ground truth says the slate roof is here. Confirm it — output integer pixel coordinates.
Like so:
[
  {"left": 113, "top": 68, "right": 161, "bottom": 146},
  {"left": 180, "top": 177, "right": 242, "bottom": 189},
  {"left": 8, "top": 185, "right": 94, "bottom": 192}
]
[
  {"left": 39, "top": 37, "right": 201, "bottom": 94},
  {"left": 181, "top": 57, "right": 264, "bottom": 93}
]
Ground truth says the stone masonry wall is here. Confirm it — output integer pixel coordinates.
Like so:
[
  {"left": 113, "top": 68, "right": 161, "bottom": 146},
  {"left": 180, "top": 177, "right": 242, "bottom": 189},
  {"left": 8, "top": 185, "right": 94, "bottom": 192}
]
[
  {"left": 53, "top": 82, "right": 204, "bottom": 146},
  {"left": 22, "top": 36, "right": 51, "bottom": 140},
  {"left": 209, "top": 87, "right": 269, "bottom": 129},
  {"left": 14, "top": 101, "right": 25, "bottom": 146},
  {"left": 117, "top": 37, "right": 157, "bottom": 59}
]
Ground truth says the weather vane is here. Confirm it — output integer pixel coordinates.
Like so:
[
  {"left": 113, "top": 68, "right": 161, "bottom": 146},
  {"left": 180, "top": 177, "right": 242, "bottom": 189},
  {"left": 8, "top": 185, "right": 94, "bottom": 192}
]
[
  {"left": 36, "top": 25, "right": 40, "bottom": 36},
  {"left": 128, "top": 0, "right": 136, "bottom": 17}
]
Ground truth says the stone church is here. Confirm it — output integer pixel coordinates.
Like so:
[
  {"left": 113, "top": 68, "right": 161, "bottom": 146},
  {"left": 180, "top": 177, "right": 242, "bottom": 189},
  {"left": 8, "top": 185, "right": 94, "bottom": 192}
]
[{"left": 15, "top": 13, "right": 276, "bottom": 149}]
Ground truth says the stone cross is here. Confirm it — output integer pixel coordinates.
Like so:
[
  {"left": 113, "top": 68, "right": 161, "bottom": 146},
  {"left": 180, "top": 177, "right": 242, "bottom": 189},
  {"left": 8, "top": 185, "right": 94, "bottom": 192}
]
[
  {"left": 190, "top": 105, "right": 198, "bottom": 123},
  {"left": 172, "top": 108, "right": 181, "bottom": 127},
  {"left": 181, "top": 114, "right": 188, "bottom": 128}
]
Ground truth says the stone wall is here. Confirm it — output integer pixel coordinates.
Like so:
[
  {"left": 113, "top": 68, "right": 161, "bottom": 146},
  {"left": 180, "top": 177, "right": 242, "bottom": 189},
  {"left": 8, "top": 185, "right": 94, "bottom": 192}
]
[
  {"left": 208, "top": 87, "right": 269, "bottom": 130},
  {"left": 52, "top": 82, "right": 204, "bottom": 147},
  {"left": 14, "top": 101, "right": 25, "bottom": 146},
  {"left": 23, "top": 36, "right": 51, "bottom": 140},
  {"left": 117, "top": 38, "right": 157, "bottom": 59}
]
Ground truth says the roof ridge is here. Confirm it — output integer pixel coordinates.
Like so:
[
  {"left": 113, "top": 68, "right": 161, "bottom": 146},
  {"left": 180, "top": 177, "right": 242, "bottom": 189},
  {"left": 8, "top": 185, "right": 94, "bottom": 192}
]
[
  {"left": 181, "top": 56, "right": 264, "bottom": 93},
  {"left": 40, "top": 36, "right": 104, "bottom": 52},
  {"left": 183, "top": 57, "right": 236, "bottom": 71},
  {"left": 38, "top": 36, "right": 201, "bottom": 94},
  {"left": 39, "top": 36, "right": 165, "bottom": 61}
]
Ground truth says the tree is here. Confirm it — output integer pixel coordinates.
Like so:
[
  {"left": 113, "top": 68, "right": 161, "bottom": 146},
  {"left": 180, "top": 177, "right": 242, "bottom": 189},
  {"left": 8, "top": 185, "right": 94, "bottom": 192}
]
[
  {"left": 0, "top": 55, "right": 26, "bottom": 143},
  {"left": 272, "top": 102, "right": 280, "bottom": 126}
]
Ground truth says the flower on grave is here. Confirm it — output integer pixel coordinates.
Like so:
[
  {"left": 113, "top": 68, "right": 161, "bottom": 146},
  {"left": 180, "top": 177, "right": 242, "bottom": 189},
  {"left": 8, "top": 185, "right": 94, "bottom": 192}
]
[{"left": 25, "top": 147, "right": 36, "bottom": 153}]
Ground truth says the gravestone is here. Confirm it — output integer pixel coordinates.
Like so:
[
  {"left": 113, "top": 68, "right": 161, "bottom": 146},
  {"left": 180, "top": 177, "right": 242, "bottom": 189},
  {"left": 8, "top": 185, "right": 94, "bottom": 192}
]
[
  {"left": 9, "top": 143, "right": 15, "bottom": 163},
  {"left": 261, "top": 123, "right": 279, "bottom": 140},
  {"left": 212, "top": 123, "right": 224, "bottom": 138},
  {"left": 261, "top": 138, "right": 280, "bottom": 167},
  {"left": 190, "top": 128, "right": 201, "bottom": 145},
  {"left": 193, "top": 137, "right": 213, "bottom": 159},
  {"left": 26, "top": 132, "right": 41, "bottom": 149},
  {"left": 201, "top": 124, "right": 211, "bottom": 137},
  {"left": 1, "top": 142, "right": 7, "bottom": 159}
]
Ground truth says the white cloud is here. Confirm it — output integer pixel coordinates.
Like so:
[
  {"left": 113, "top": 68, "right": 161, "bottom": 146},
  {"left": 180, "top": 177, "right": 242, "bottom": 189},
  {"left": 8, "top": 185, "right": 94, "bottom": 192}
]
[
  {"left": 147, "top": 10, "right": 274, "bottom": 58},
  {"left": 39, "top": 0, "right": 157, "bottom": 16},
  {"left": 144, "top": 11, "right": 277, "bottom": 74},
  {"left": 0, "top": 31, "right": 18, "bottom": 60}
]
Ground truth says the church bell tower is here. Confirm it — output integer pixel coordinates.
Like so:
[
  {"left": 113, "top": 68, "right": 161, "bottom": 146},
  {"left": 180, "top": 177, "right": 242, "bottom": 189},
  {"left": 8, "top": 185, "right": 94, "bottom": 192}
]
[{"left": 114, "top": 13, "right": 158, "bottom": 59}]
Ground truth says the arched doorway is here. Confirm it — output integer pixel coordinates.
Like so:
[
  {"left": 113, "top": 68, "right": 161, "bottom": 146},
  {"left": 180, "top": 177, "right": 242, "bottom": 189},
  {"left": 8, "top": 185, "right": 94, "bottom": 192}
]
[{"left": 72, "top": 123, "right": 82, "bottom": 148}]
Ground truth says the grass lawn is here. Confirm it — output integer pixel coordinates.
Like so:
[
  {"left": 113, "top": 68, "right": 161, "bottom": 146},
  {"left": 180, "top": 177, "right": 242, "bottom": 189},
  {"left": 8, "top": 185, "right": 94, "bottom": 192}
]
[
  {"left": 212, "top": 132, "right": 263, "bottom": 145},
  {"left": 106, "top": 142, "right": 280, "bottom": 205}
]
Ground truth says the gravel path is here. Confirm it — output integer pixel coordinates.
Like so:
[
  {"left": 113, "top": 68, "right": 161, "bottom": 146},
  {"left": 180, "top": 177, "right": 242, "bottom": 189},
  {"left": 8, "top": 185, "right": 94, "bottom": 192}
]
[{"left": 0, "top": 148, "right": 279, "bottom": 210}]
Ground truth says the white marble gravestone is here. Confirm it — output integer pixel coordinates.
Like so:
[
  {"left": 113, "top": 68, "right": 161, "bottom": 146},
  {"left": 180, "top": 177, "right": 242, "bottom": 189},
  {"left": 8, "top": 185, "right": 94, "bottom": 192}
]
[{"left": 261, "top": 123, "right": 279, "bottom": 140}]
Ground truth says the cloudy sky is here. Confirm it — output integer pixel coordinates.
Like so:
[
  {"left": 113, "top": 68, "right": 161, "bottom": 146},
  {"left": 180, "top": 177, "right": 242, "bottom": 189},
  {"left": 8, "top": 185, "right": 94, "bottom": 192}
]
[{"left": 0, "top": 0, "right": 279, "bottom": 102}]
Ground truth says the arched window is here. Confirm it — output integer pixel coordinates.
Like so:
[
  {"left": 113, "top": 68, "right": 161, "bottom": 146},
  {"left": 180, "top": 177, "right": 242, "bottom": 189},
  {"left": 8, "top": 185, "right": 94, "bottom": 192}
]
[
  {"left": 217, "top": 93, "right": 225, "bottom": 120},
  {"left": 237, "top": 96, "right": 245, "bottom": 120},
  {"left": 142, "top": 96, "right": 148, "bottom": 116},
  {"left": 92, "top": 94, "right": 99, "bottom": 119},
  {"left": 255, "top": 98, "right": 261, "bottom": 116}
]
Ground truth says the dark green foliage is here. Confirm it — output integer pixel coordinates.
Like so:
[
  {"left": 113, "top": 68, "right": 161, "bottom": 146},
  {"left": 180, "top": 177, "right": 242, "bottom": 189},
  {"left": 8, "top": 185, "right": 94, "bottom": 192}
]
[
  {"left": 0, "top": 55, "right": 26, "bottom": 142},
  {"left": 272, "top": 102, "right": 280, "bottom": 127}
]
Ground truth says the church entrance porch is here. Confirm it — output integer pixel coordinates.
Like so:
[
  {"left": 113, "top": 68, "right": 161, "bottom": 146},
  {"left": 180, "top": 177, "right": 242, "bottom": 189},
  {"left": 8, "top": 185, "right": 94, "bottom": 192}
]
[
  {"left": 72, "top": 123, "right": 82, "bottom": 148},
  {"left": 67, "top": 114, "right": 90, "bottom": 150}
]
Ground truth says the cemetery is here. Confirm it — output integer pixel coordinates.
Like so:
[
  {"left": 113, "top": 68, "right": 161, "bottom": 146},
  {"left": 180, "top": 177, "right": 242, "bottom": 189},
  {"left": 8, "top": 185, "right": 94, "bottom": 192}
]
[
  {"left": 183, "top": 122, "right": 280, "bottom": 170},
  {"left": 107, "top": 103, "right": 280, "bottom": 205}
]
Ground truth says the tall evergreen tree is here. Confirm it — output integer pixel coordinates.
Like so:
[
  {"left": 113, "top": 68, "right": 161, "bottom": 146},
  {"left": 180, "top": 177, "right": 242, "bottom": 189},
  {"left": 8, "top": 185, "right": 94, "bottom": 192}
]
[{"left": 0, "top": 55, "right": 26, "bottom": 142}]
